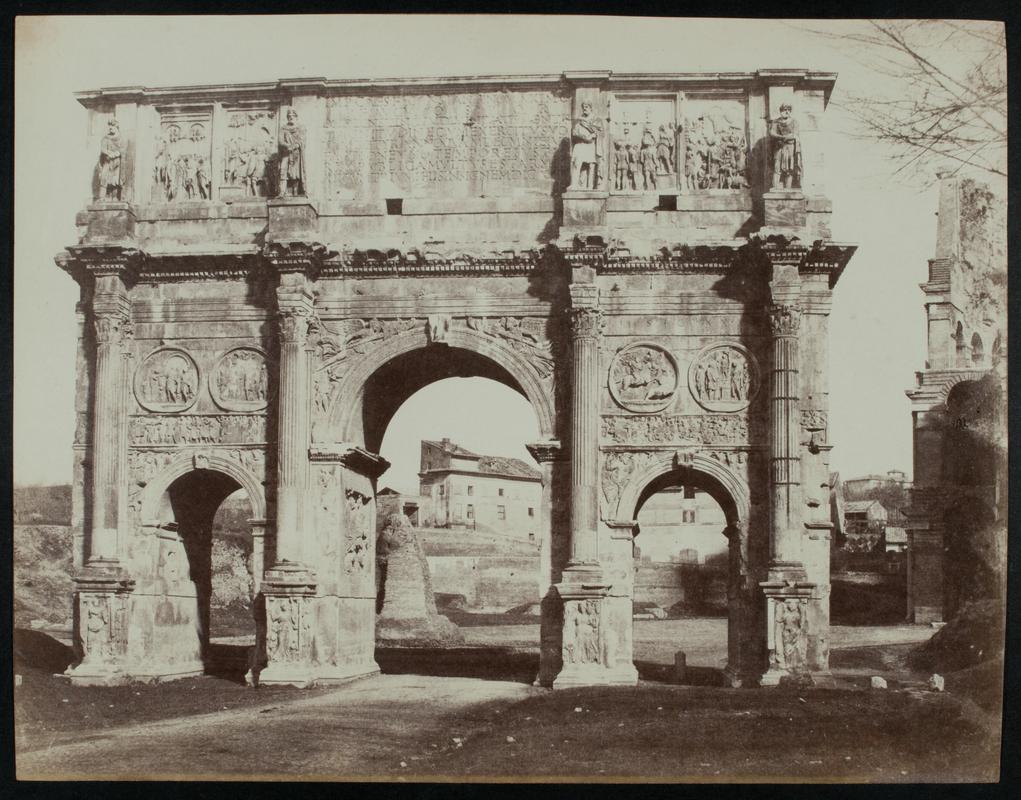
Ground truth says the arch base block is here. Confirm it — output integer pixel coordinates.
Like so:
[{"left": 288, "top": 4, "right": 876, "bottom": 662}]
[{"left": 550, "top": 584, "right": 639, "bottom": 689}]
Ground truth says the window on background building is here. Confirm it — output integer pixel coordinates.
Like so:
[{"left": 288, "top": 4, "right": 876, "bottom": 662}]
[
  {"left": 528, "top": 507, "right": 534, "bottom": 517},
  {"left": 466, "top": 504, "right": 474, "bottom": 520},
  {"left": 467, "top": 485, "right": 474, "bottom": 496},
  {"left": 439, "top": 485, "right": 445, "bottom": 496},
  {"left": 497, "top": 505, "right": 506, "bottom": 520},
  {"left": 682, "top": 509, "right": 696, "bottom": 523},
  {"left": 528, "top": 532, "right": 535, "bottom": 543},
  {"left": 498, "top": 487, "right": 504, "bottom": 496}
]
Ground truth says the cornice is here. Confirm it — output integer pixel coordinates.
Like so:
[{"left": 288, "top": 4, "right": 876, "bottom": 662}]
[{"left": 73, "top": 70, "right": 839, "bottom": 108}]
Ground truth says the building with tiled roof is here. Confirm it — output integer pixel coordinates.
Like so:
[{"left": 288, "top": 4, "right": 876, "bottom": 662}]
[{"left": 416, "top": 438, "right": 541, "bottom": 543}]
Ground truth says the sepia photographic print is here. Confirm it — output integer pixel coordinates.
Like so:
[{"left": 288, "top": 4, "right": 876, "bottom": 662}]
[{"left": 11, "top": 15, "right": 1008, "bottom": 783}]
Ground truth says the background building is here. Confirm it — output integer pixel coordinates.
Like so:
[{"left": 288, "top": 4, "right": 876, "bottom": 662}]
[
  {"left": 634, "top": 487, "right": 728, "bottom": 564},
  {"left": 418, "top": 439, "right": 541, "bottom": 544}
]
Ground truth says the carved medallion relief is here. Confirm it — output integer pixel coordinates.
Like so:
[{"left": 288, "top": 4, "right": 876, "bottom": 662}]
[
  {"left": 608, "top": 343, "right": 679, "bottom": 413},
  {"left": 134, "top": 348, "right": 200, "bottom": 413},
  {"left": 211, "top": 347, "right": 270, "bottom": 412},
  {"left": 688, "top": 344, "right": 758, "bottom": 412}
]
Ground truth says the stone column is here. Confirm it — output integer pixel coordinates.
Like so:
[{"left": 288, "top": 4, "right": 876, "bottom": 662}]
[
  {"left": 258, "top": 250, "right": 319, "bottom": 687},
  {"left": 766, "top": 299, "right": 805, "bottom": 574},
  {"left": 552, "top": 276, "right": 637, "bottom": 688},
  {"left": 760, "top": 269, "right": 814, "bottom": 686},
  {"left": 60, "top": 250, "right": 140, "bottom": 686},
  {"left": 526, "top": 440, "right": 562, "bottom": 601}
]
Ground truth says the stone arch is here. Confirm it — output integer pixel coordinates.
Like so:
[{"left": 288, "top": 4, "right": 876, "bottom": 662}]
[
  {"left": 139, "top": 451, "right": 266, "bottom": 524},
  {"left": 326, "top": 326, "right": 557, "bottom": 444},
  {"left": 611, "top": 451, "right": 750, "bottom": 528},
  {"left": 935, "top": 370, "right": 992, "bottom": 405}
]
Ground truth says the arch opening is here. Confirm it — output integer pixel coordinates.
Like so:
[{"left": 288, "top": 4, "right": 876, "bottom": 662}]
[
  {"left": 369, "top": 370, "right": 547, "bottom": 682},
  {"left": 362, "top": 346, "right": 532, "bottom": 456},
  {"left": 157, "top": 468, "right": 259, "bottom": 674},
  {"left": 626, "top": 462, "right": 747, "bottom": 680}
]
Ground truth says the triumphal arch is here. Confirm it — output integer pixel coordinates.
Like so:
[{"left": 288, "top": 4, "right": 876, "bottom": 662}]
[{"left": 59, "top": 70, "right": 855, "bottom": 688}]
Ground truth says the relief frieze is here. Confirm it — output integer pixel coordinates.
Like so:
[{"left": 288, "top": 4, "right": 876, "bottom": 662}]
[
  {"left": 211, "top": 347, "right": 271, "bottom": 412},
  {"left": 608, "top": 343, "right": 678, "bottom": 413},
  {"left": 129, "top": 414, "right": 267, "bottom": 446},
  {"left": 601, "top": 413, "right": 749, "bottom": 445}
]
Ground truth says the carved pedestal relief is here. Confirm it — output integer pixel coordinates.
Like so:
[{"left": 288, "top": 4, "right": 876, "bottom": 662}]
[
  {"left": 689, "top": 344, "right": 758, "bottom": 412},
  {"left": 79, "top": 593, "right": 128, "bottom": 664},
  {"left": 134, "top": 348, "right": 200, "bottom": 413},
  {"left": 770, "top": 596, "right": 809, "bottom": 674},
  {"left": 265, "top": 595, "right": 312, "bottom": 664},
  {"left": 211, "top": 348, "right": 270, "bottom": 412},
  {"left": 608, "top": 343, "right": 679, "bottom": 413},
  {"left": 152, "top": 111, "right": 213, "bottom": 202},
  {"left": 563, "top": 599, "right": 602, "bottom": 665}
]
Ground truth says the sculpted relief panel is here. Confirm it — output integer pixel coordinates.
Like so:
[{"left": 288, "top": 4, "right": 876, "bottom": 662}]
[
  {"left": 608, "top": 343, "right": 679, "bottom": 413},
  {"left": 601, "top": 413, "right": 749, "bottom": 445},
  {"left": 610, "top": 98, "right": 678, "bottom": 192},
  {"left": 130, "top": 414, "right": 267, "bottom": 445},
  {"left": 683, "top": 98, "right": 749, "bottom": 191},
  {"left": 134, "top": 348, "right": 200, "bottom": 413},
  {"left": 322, "top": 90, "right": 571, "bottom": 198},
  {"left": 211, "top": 348, "right": 270, "bottom": 412},
  {"left": 152, "top": 111, "right": 213, "bottom": 203},
  {"left": 221, "top": 107, "right": 277, "bottom": 199},
  {"left": 688, "top": 344, "right": 758, "bottom": 412}
]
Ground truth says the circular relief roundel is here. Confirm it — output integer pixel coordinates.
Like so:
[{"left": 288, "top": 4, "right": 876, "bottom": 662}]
[
  {"left": 134, "top": 347, "right": 200, "bottom": 413},
  {"left": 688, "top": 343, "right": 759, "bottom": 412},
  {"left": 210, "top": 347, "right": 271, "bottom": 412},
  {"left": 608, "top": 342, "right": 679, "bottom": 413}
]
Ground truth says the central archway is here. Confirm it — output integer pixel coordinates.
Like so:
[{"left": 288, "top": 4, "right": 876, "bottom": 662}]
[{"left": 329, "top": 335, "right": 556, "bottom": 682}]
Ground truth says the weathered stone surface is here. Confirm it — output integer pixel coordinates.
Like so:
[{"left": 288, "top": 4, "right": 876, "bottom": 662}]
[
  {"left": 376, "top": 514, "right": 463, "bottom": 646},
  {"left": 58, "top": 69, "right": 855, "bottom": 689}
]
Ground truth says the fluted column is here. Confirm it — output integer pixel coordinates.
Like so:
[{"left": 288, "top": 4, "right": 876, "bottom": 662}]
[
  {"left": 88, "top": 310, "right": 131, "bottom": 564},
  {"left": 568, "top": 284, "right": 602, "bottom": 567},
  {"left": 767, "top": 301, "right": 804, "bottom": 572},
  {"left": 274, "top": 289, "right": 314, "bottom": 566}
]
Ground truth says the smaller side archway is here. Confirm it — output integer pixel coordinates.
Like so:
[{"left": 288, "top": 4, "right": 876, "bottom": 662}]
[{"left": 609, "top": 451, "right": 755, "bottom": 683}]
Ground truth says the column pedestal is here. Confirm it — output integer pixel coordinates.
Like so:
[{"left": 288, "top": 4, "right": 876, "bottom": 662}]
[
  {"left": 257, "top": 564, "right": 318, "bottom": 687},
  {"left": 552, "top": 580, "right": 638, "bottom": 688}
]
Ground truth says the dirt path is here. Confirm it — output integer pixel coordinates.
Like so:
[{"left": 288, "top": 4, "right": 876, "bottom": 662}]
[{"left": 17, "top": 674, "right": 538, "bottom": 779}]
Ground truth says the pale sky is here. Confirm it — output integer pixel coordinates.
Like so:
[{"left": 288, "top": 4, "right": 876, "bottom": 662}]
[{"left": 15, "top": 15, "right": 998, "bottom": 488}]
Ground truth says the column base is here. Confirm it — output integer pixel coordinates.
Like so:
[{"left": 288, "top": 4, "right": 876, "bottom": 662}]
[
  {"left": 253, "top": 661, "right": 380, "bottom": 688},
  {"left": 65, "top": 659, "right": 205, "bottom": 687},
  {"left": 552, "top": 663, "right": 639, "bottom": 689}
]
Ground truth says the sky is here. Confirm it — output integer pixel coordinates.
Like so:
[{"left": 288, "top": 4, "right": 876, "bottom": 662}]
[{"left": 14, "top": 15, "right": 1001, "bottom": 490}]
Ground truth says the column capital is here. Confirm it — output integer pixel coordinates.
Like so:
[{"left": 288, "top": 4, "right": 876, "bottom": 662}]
[
  {"left": 526, "top": 440, "right": 563, "bottom": 464},
  {"left": 767, "top": 303, "right": 802, "bottom": 337},
  {"left": 92, "top": 311, "right": 133, "bottom": 345},
  {"left": 277, "top": 306, "right": 315, "bottom": 345},
  {"left": 569, "top": 306, "right": 604, "bottom": 339}
]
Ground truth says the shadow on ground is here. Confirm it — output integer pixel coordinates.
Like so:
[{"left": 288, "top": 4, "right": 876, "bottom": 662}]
[{"left": 376, "top": 646, "right": 539, "bottom": 683}]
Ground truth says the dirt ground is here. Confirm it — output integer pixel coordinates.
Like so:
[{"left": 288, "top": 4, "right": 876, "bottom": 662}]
[{"left": 13, "top": 620, "right": 1003, "bottom": 782}]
